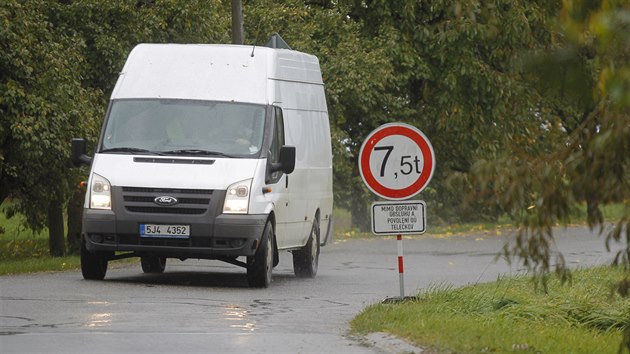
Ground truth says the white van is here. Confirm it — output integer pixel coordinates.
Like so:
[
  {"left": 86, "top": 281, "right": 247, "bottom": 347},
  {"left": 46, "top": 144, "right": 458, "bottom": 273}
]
[{"left": 71, "top": 40, "right": 333, "bottom": 287}]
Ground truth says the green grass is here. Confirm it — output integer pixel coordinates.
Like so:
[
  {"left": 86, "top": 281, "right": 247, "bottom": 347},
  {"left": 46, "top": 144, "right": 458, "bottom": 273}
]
[
  {"left": 333, "top": 207, "right": 517, "bottom": 239},
  {"left": 0, "top": 224, "right": 84, "bottom": 275},
  {"left": 602, "top": 203, "right": 628, "bottom": 220},
  {"left": 0, "top": 204, "right": 82, "bottom": 275},
  {"left": 0, "top": 231, "right": 82, "bottom": 275},
  {"left": 352, "top": 266, "right": 630, "bottom": 353},
  {"left": 0, "top": 256, "right": 81, "bottom": 274},
  {"left": 333, "top": 202, "right": 629, "bottom": 240}
]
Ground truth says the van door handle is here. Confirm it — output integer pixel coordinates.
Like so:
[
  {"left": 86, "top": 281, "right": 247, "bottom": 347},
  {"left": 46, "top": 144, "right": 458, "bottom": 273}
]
[{"left": 285, "top": 175, "right": 289, "bottom": 188}]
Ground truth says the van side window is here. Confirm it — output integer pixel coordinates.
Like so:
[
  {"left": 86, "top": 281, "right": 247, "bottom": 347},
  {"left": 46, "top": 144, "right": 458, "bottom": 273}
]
[{"left": 269, "top": 107, "right": 285, "bottom": 183}]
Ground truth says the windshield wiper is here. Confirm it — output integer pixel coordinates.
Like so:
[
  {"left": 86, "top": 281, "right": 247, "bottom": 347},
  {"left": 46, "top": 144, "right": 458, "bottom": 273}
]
[
  {"left": 162, "top": 149, "right": 234, "bottom": 158},
  {"left": 100, "top": 147, "right": 164, "bottom": 155}
]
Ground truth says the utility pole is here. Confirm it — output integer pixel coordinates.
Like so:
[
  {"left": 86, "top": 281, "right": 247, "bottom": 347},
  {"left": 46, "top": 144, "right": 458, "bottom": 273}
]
[{"left": 231, "top": 0, "right": 244, "bottom": 44}]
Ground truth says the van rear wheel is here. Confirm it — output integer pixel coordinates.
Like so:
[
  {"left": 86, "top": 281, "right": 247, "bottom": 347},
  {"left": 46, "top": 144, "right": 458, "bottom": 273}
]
[
  {"left": 293, "top": 217, "right": 320, "bottom": 278},
  {"left": 247, "top": 221, "right": 274, "bottom": 288},
  {"left": 81, "top": 239, "right": 108, "bottom": 280},
  {"left": 141, "top": 256, "right": 166, "bottom": 274}
]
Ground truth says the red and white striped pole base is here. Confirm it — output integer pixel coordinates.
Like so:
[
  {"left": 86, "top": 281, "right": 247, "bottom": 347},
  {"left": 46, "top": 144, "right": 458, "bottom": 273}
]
[{"left": 397, "top": 234, "right": 405, "bottom": 298}]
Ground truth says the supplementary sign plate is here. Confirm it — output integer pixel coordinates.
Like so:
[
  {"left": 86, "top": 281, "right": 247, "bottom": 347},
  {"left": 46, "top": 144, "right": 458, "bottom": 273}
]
[{"left": 371, "top": 200, "right": 426, "bottom": 235}]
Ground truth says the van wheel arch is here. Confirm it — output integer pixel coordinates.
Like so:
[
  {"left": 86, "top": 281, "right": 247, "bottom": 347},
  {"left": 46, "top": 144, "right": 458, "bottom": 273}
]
[
  {"left": 247, "top": 220, "right": 275, "bottom": 287},
  {"left": 268, "top": 212, "right": 279, "bottom": 267},
  {"left": 292, "top": 210, "right": 320, "bottom": 278}
]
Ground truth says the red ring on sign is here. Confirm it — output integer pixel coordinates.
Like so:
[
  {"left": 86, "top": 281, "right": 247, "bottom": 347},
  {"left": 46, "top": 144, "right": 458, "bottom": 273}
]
[{"left": 359, "top": 125, "right": 434, "bottom": 200}]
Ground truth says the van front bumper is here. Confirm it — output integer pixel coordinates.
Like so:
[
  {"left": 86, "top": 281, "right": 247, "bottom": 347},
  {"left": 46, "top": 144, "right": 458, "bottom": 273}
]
[{"left": 82, "top": 209, "right": 268, "bottom": 259}]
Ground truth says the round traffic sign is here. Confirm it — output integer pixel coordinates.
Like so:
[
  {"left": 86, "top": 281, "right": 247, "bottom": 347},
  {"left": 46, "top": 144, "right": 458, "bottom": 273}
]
[{"left": 358, "top": 123, "right": 435, "bottom": 200}]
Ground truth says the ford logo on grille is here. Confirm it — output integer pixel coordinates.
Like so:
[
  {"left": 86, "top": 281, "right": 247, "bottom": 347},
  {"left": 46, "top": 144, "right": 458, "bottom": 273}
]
[{"left": 154, "top": 196, "right": 178, "bottom": 206}]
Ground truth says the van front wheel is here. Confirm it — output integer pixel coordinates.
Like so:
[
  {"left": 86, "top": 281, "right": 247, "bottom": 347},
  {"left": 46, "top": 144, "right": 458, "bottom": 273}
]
[
  {"left": 293, "top": 217, "right": 320, "bottom": 278},
  {"left": 81, "top": 239, "right": 108, "bottom": 280},
  {"left": 247, "top": 221, "right": 274, "bottom": 287}
]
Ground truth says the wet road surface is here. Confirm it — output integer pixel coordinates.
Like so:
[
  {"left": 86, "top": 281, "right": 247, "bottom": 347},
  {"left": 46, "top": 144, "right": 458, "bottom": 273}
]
[{"left": 0, "top": 226, "right": 623, "bottom": 353}]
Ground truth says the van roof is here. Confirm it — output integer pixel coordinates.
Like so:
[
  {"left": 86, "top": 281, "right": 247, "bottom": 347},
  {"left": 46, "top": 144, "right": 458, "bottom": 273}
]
[{"left": 110, "top": 44, "right": 324, "bottom": 104}]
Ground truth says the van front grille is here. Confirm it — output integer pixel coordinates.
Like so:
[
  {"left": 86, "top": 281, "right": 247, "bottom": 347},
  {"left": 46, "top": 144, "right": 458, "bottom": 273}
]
[
  {"left": 124, "top": 196, "right": 210, "bottom": 205},
  {"left": 119, "top": 187, "right": 214, "bottom": 215},
  {"left": 126, "top": 206, "right": 206, "bottom": 215},
  {"left": 122, "top": 187, "right": 212, "bottom": 195}
]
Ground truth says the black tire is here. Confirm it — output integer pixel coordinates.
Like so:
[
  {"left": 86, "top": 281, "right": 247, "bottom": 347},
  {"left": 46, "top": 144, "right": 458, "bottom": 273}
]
[
  {"left": 247, "top": 221, "right": 274, "bottom": 288},
  {"left": 141, "top": 256, "right": 166, "bottom": 274},
  {"left": 81, "top": 239, "right": 108, "bottom": 280},
  {"left": 293, "top": 217, "right": 320, "bottom": 278}
]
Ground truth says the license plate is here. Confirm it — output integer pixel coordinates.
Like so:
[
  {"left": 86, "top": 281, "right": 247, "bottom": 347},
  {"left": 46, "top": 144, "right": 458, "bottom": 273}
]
[{"left": 140, "top": 224, "right": 190, "bottom": 238}]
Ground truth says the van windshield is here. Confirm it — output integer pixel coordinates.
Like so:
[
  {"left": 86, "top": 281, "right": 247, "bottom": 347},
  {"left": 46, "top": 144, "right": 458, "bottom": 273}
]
[{"left": 100, "top": 99, "right": 266, "bottom": 157}]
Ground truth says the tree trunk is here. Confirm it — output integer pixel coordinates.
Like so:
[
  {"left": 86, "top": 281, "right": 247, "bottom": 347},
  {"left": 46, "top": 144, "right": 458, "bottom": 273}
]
[
  {"left": 48, "top": 199, "right": 65, "bottom": 257},
  {"left": 66, "top": 186, "right": 84, "bottom": 254}
]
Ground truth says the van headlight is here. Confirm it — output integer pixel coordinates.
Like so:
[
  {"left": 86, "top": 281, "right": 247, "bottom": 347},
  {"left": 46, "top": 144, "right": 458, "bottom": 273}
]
[
  {"left": 223, "top": 179, "right": 252, "bottom": 214},
  {"left": 90, "top": 173, "right": 112, "bottom": 209}
]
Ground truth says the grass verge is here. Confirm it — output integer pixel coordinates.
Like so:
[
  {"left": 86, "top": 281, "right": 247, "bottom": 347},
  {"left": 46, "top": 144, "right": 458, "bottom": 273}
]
[
  {"left": 0, "top": 236, "right": 83, "bottom": 275},
  {"left": 0, "top": 206, "right": 82, "bottom": 275},
  {"left": 334, "top": 202, "right": 628, "bottom": 240},
  {"left": 0, "top": 256, "right": 81, "bottom": 275},
  {"left": 351, "top": 266, "right": 630, "bottom": 353},
  {"left": 3, "top": 205, "right": 624, "bottom": 274}
]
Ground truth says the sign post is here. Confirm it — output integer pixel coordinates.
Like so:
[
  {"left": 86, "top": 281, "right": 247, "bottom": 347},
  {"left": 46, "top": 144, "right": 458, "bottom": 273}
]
[{"left": 359, "top": 123, "right": 435, "bottom": 299}]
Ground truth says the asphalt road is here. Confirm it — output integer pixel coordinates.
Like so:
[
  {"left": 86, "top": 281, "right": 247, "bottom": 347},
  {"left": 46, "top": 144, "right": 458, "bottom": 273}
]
[{"left": 0, "top": 226, "right": 623, "bottom": 354}]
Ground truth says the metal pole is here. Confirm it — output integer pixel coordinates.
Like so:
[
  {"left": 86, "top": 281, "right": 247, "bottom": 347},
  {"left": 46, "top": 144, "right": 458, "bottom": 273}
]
[
  {"left": 397, "top": 234, "right": 405, "bottom": 298},
  {"left": 231, "top": 0, "right": 244, "bottom": 44}
]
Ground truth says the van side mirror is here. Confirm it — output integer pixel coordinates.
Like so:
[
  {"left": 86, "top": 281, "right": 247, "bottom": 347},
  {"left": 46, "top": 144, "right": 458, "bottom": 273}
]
[
  {"left": 271, "top": 145, "right": 295, "bottom": 174},
  {"left": 279, "top": 145, "right": 296, "bottom": 174},
  {"left": 71, "top": 138, "right": 93, "bottom": 167}
]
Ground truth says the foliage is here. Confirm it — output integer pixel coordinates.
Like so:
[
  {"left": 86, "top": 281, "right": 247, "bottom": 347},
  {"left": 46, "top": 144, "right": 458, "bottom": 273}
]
[
  {"left": 50, "top": 0, "right": 230, "bottom": 95},
  {"left": 0, "top": 0, "right": 102, "bottom": 232},
  {"left": 0, "top": 0, "right": 231, "bottom": 253},
  {"left": 1, "top": 238, "right": 49, "bottom": 260},
  {"left": 1, "top": 0, "right": 628, "bottom": 279},
  {"left": 0, "top": 207, "right": 81, "bottom": 274},
  {"left": 242, "top": 0, "right": 398, "bottom": 227},
  {"left": 352, "top": 267, "right": 630, "bottom": 353},
  {"left": 324, "top": 0, "right": 563, "bottom": 228},
  {"left": 0, "top": 204, "right": 46, "bottom": 259},
  {"left": 450, "top": 0, "right": 630, "bottom": 280}
]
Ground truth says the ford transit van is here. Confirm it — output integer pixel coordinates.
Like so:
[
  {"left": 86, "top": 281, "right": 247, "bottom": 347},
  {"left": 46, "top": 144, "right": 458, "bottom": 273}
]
[{"left": 71, "top": 41, "right": 333, "bottom": 287}]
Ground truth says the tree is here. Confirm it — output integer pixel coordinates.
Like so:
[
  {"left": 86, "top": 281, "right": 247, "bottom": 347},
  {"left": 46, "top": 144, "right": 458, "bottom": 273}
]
[
  {"left": 458, "top": 1, "right": 630, "bottom": 348},
  {"left": 6, "top": 1, "right": 626, "bottom": 287},
  {"left": 241, "top": 0, "right": 401, "bottom": 229},
  {"left": 49, "top": 0, "right": 230, "bottom": 97},
  {"left": 324, "top": 0, "right": 560, "bottom": 228},
  {"left": 456, "top": 0, "right": 630, "bottom": 279},
  {"left": 1, "top": 0, "right": 232, "bottom": 255},
  {"left": 0, "top": 0, "right": 101, "bottom": 256}
]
